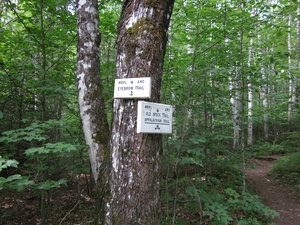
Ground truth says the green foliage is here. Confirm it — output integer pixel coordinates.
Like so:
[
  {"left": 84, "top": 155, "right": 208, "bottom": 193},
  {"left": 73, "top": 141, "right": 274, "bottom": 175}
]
[
  {"left": 280, "top": 132, "right": 300, "bottom": 152},
  {"left": 0, "top": 120, "right": 52, "bottom": 143},
  {"left": 163, "top": 147, "right": 278, "bottom": 224},
  {"left": 0, "top": 156, "right": 19, "bottom": 170},
  {"left": 0, "top": 156, "right": 33, "bottom": 191},
  {"left": 254, "top": 142, "right": 287, "bottom": 155},
  {"left": 164, "top": 174, "right": 278, "bottom": 224},
  {"left": 193, "top": 184, "right": 277, "bottom": 223},
  {"left": 179, "top": 135, "right": 205, "bottom": 167},
  {"left": 35, "top": 179, "right": 67, "bottom": 190},
  {"left": 0, "top": 156, "right": 19, "bottom": 190},
  {"left": 253, "top": 131, "right": 300, "bottom": 155},
  {"left": 99, "top": 1, "right": 121, "bottom": 120},
  {"left": 0, "top": 119, "right": 86, "bottom": 192},
  {"left": 226, "top": 189, "right": 279, "bottom": 223},
  {"left": 269, "top": 153, "right": 300, "bottom": 187},
  {"left": 0, "top": 175, "right": 34, "bottom": 192},
  {"left": 25, "top": 142, "right": 77, "bottom": 155}
]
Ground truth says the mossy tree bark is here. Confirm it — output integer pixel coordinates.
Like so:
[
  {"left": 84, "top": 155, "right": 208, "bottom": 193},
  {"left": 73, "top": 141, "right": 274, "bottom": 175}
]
[
  {"left": 76, "top": 0, "right": 110, "bottom": 223},
  {"left": 108, "top": 0, "right": 174, "bottom": 224}
]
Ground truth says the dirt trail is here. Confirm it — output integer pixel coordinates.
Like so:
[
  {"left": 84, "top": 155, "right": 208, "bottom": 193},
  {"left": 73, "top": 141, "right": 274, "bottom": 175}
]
[{"left": 246, "top": 156, "right": 300, "bottom": 225}]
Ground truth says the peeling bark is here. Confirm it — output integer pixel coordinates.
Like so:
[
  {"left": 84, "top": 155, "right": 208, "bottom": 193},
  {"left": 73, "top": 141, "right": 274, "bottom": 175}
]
[
  {"left": 108, "top": 1, "right": 174, "bottom": 224},
  {"left": 76, "top": 0, "right": 110, "bottom": 223}
]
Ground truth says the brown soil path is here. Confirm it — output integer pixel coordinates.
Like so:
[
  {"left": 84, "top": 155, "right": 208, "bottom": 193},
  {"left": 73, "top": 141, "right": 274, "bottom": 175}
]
[{"left": 246, "top": 156, "right": 300, "bottom": 225}]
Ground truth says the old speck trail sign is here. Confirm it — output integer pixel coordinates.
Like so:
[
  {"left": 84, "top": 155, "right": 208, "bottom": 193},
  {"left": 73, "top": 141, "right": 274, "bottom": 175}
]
[{"left": 137, "top": 101, "right": 173, "bottom": 134}]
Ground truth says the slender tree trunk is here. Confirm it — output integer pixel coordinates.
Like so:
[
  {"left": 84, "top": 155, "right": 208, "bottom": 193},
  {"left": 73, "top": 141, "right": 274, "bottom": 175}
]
[
  {"left": 261, "top": 72, "right": 269, "bottom": 141},
  {"left": 297, "top": 1, "right": 300, "bottom": 109},
  {"left": 258, "top": 33, "right": 269, "bottom": 141},
  {"left": 288, "top": 5, "right": 299, "bottom": 131},
  {"left": 247, "top": 37, "right": 254, "bottom": 147},
  {"left": 76, "top": 0, "right": 110, "bottom": 223},
  {"left": 108, "top": 1, "right": 174, "bottom": 224},
  {"left": 40, "top": 0, "right": 46, "bottom": 123},
  {"left": 247, "top": 6, "right": 257, "bottom": 147},
  {"left": 229, "top": 74, "right": 241, "bottom": 150},
  {"left": 298, "top": 1, "right": 300, "bottom": 63},
  {"left": 39, "top": 2, "right": 49, "bottom": 223},
  {"left": 239, "top": 29, "right": 246, "bottom": 195},
  {"left": 288, "top": 13, "right": 294, "bottom": 131}
]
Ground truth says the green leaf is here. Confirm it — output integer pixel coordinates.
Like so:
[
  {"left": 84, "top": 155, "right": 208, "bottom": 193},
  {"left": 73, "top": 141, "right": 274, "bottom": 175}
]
[
  {"left": 25, "top": 147, "right": 45, "bottom": 156},
  {"left": 6, "top": 174, "right": 22, "bottom": 182},
  {"left": 0, "top": 156, "right": 19, "bottom": 172},
  {"left": 36, "top": 179, "right": 67, "bottom": 190},
  {"left": 189, "top": 135, "right": 207, "bottom": 144},
  {"left": 25, "top": 142, "right": 77, "bottom": 156}
]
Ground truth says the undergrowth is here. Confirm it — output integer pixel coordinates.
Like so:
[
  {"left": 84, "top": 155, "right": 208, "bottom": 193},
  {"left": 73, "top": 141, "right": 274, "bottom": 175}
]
[
  {"left": 268, "top": 152, "right": 300, "bottom": 197},
  {"left": 253, "top": 131, "right": 300, "bottom": 156},
  {"left": 250, "top": 132, "right": 300, "bottom": 197},
  {"left": 161, "top": 167, "right": 278, "bottom": 224},
  {"left": 162, "top": 134, "right": 278, "bottom": 224}
]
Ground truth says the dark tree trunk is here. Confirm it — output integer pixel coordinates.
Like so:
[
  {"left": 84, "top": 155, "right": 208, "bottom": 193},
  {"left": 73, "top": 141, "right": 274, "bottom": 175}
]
[
  {"left": 76, "top": 0, "right": 110, "bottom": 223},
  {"left": 108, "top": 1, "right": 174, "bottom": 224}
]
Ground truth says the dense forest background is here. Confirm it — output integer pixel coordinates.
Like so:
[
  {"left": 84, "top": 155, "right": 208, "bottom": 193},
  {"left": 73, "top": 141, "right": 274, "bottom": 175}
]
[{"left": 0, "top": 0, "right": 299, "bottom": 224}]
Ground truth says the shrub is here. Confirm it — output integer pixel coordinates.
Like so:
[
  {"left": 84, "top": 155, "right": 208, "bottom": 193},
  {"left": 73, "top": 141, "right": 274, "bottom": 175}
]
[{"left": 269, "top": 153, "right": 300, "bottom": 186}]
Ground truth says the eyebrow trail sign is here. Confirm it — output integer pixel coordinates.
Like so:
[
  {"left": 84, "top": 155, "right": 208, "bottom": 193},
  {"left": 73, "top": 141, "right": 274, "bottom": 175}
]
[
  {"left": 137, "top": 101, "right": 172, "bottom": 134},
  {"left": 114, "top": 77, "right": 151, "bottom": 99}
]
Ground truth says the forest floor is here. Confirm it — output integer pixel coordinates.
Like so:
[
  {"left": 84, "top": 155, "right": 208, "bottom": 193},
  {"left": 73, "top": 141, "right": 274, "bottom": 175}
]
[
  {"left": 246, "top": 156, "right": 300, "bottom": 225},
  {"left": 0, "top": 174, "right": 96, "bottom": 224},
  {"left": 1, "top": 157, "right": 300, "bottom": 224}
]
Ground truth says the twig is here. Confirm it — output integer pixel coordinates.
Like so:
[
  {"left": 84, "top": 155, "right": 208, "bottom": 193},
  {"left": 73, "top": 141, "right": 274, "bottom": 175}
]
[{"left": 59, "top": 200, "right": 81, "bottom": 225}]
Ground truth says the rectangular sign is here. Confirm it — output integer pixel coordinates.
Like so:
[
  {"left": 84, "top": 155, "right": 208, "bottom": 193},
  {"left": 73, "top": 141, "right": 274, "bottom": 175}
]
[
  {"left": 114, "top": 77, "right": 151, "bottom": 99},
  {"left": 137, "top": 101, "right": 173, "bottom": 134}
]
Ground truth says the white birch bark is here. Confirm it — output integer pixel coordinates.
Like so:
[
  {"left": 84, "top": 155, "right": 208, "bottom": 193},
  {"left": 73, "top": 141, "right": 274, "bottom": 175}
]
[
  {"left": 229, "top": 74, "right": 240, "bottom": 149},
  {"left": 288, "top": 13, "right": 294, "bottom": 130},
  {"left": 288, "top": 7, "right": 299, "bottom": 130},
  {"left": 247, "top": 6, "right": 257, "bottom": 147},
  {"left": 260, "top": 69, "right": 269, "bottom": 141},
  {"left": 77, "top": 1, "right": 111, "bottom": 222},
  {"left": 247, "top": 38, "right": 254, "bottom": 147},
  {"left": 257, "top": 32, "right": 269, "bottom": 141},
  {"left": 76, "top": 0, "right": 110, "bottom": 182}
]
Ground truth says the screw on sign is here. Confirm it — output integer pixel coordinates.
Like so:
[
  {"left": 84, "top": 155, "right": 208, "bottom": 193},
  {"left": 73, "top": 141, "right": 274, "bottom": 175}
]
[
  {"left": 114, "top": 77, "right": 151, "bottom": 99},
  {"left": 137, "top": 101, "right": 172, "bottom": 134}
]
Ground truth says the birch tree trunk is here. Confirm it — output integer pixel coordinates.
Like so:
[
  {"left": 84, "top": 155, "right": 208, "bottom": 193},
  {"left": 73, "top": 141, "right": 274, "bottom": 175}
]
[
  {"left": 76, "top": 0, "right": 110, "bottom": 223},
  {"left": 247, "top": 37, "right": 254, "bottom": 147},
  {"left": 288, "top": 4, "right": 299, "bottom": 131},
  {"left": 258, "top": 31, "right": 269, "bottom": 141},
  {"left": 229, "top": 73, "right": 241, "bottom": 150},
  {"left": 260, "top": 70, "right": 269, "bottom": 141},
  {"left": 297, "top": 1, "right": 300, "bottom": 110},
  {"left": 108, "top": 1, "right": 174, "bottom": 224},
  {"left": 288, "top": 13, "right": 294, "bottom": 131},
  {"left": 247, "top": 7, "right": 256, "bottom": 147}
]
